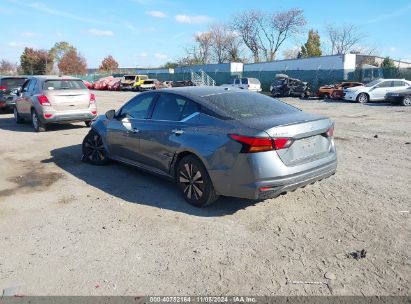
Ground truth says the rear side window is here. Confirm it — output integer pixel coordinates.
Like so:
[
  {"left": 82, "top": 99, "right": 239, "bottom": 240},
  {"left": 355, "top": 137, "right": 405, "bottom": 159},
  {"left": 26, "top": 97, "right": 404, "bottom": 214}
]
[
  {"left": 151, "top": 94, "right": 199, "bottom": 121},
  {"left": 248, "top": 78, "right": 260, "bottom": 85},
  {"left": 43, "top": 80, "right": 86, "bottom": 90},
  {"left": 241, "top": 78, "right": 248, "bottom": 84},
  {"left": 124, "top": 76, "right": 136, "bottom": 81},
  {"left": 202, "top": 91, "right": 299, "bottom": 120},
  {"left": 393, "top": 81, "right": 405, "bottom": 87},
  {"left": 28, "top": 79, "right": 37, "bottom": 92}
]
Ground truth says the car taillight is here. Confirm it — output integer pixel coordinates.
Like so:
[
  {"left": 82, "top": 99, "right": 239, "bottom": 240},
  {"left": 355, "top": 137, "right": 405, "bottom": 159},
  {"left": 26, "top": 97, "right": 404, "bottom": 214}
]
[
  {"left": 91, "top": 110, "right": 97, "bottom": 115},
  {"left": 325, "top": 125, "right": 334, "bottom": 137},
  {"left": 44, "top": 113, "right": 53, "bottom": 119},
  {"left": 229, "top": 134, "right": 293, "bottom": 153},
  {"left": 37, "top": 95, "right": 50, "bottom": 106},
  {"left": 0, "top": 85, "right": 7, "bottom": 91},
  {"left": 89, "top": 93, "right": 96, "bottom": 104}
]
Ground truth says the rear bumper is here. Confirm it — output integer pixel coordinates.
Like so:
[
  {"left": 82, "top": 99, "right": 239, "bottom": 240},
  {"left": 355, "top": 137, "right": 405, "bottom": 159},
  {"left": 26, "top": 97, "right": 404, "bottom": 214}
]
[
  {"left": 385, "top": 96, "right": 403, "bottom": 103},
  {"left": 256, "top": 160, "right": 337, "bottom": 199},
  {"left": 40, "top": 111, "right": 97, "bottom": 123},
  {"left": 210, "top": 157, "right": 337, "bottom": 200}
]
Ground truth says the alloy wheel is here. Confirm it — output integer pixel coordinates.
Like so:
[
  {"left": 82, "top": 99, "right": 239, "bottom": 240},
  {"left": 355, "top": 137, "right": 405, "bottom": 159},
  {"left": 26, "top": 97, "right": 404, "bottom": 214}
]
[
  {"left": 83, "top": 132, "right": 106, "bottom": 163},
  {"left": 179, "top": 163, "right": 204, "bottom": 201},
  {"left": 402, "top": 96, "right": 411, "bottom": 106}
]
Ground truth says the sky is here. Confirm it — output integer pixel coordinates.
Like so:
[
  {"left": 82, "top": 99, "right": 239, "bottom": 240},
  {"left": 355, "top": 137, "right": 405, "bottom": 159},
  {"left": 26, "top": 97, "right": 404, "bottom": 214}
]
[{"left": 1, "top": 0, "right": 411, "bottom": 68}]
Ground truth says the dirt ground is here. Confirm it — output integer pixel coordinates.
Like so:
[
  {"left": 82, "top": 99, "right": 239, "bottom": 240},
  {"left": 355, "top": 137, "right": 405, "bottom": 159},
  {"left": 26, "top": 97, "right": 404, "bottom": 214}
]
[{"left": 0, "top": 91, "right": 410, "bottom": 296}]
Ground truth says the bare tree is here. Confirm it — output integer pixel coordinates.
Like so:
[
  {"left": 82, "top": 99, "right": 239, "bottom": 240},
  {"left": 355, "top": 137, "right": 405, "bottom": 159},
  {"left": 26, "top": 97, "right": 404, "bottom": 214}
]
[
  {"left": 194, "top": 32, "right": 213, "bottom": 64},
  {"left": 326, "top": 24, "right": 363, "bottom": 55},
  {"left": 282, "top": 48, "right": 300, "bottom": 59},
  {"left": 0, "top": 59, "right": 17, "bottom": 75},
  {"left": 233, "top": 8, "right": 306, "bottom": 62},
  {"left": 208, "top": 23, "right": 245, "bottom": 63},
  {"left": 259, "top": 8, "right": 306, "bottom": 61},
  {"left": 232, "top": 10, "right": 262, "bottom": 62}
]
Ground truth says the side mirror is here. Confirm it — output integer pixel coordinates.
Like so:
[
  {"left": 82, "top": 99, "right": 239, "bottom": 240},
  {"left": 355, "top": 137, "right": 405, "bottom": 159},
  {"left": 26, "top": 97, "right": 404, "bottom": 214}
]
[{"left": 105, "top": 109, "right": 116, "bottom": 120}]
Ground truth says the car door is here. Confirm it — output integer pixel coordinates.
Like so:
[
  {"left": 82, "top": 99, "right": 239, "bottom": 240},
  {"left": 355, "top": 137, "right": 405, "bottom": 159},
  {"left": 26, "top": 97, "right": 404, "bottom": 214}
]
[
  {"left": 370, "top": 81, "right": 392, "bottom": 100},
  {"left": 17, "top": 79, "right": 36, "bottom": 116},
  {"left": 137, "top": 93, "right": 200, "bottom": 174},
  {"left": 106, "top": 93, "right": 157, "bottom": 163}
]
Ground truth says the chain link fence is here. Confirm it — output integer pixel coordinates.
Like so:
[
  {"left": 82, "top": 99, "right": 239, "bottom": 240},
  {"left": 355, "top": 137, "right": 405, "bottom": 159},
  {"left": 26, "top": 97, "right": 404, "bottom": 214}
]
[{"left": 67, "top": 67, "right": 411, "bottom": 92}]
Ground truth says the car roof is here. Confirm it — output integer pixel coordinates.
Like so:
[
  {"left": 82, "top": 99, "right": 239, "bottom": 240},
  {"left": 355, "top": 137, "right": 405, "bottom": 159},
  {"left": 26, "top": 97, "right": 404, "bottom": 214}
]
[{"left": 26, "top": 75, "right": 81, "bottom": 81}]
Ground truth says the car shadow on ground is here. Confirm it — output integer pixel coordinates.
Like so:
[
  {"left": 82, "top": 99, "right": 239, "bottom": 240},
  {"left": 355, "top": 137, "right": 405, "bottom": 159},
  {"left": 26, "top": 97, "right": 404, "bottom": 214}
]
[
  {"left": 0, "top": 117, "right": 88, "bottom": 133},
  {"left": 43, "top": 144, "right": 258, "bottom": 217}
]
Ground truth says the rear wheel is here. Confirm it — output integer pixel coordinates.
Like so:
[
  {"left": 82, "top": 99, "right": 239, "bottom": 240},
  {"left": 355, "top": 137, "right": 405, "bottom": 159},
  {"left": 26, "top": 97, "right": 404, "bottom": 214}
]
[
  {"left": 82, "top": 130, "right": 109, "bottom": 165},
  {"left": 32, "top": 110, "right": 46, "bottom": 132},
  {"left": 357, "top": 93, "right": 369, "bottom": 104},
  {"left": 14, "top": 107, "right": 24, "bottom": 123},
  {"left": 401, "top": 96, "right": 411, "bottom": 106},
  {"left": 176, "top": 155, "right": 218, "bottom": 207}
]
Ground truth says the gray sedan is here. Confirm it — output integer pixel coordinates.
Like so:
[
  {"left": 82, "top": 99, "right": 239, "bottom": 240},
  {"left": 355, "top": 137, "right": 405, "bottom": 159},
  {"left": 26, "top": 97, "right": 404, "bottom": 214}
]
[{"left": 82, "top": 87, "right": 337, "bottom": 207}]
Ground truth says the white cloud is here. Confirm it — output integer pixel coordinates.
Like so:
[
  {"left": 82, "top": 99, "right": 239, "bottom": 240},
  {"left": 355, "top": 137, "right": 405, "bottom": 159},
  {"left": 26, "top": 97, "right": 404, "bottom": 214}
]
[
  {"left": 88, "top": 28, "right": 114, "bottom": 37},
  {"left": 175, "top": 14, "right": 212, "bottom": 24},
  {"left": 136, "top": 52, "right": 148, "bottom": 57},
  {"left": 21, "top": 32, "right": 38, "bottom": 37},
  {"left": 154, "top": 53, "right": 167, "bottom": 60},
  {"left": 7, "top": 42, "right": 22, "bottom": 48},
  {"left": 147, "top": 10, "right": 166, "bottom": 18}
]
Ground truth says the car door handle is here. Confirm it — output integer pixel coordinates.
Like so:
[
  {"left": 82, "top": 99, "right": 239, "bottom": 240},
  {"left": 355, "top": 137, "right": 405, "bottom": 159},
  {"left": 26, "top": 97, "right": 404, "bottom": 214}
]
[
  {"left": 172, "top": 129, "right": 184, "bottom": 136},
  {"left": 124, "top": 128, "right": 139, "bottom": 135}
]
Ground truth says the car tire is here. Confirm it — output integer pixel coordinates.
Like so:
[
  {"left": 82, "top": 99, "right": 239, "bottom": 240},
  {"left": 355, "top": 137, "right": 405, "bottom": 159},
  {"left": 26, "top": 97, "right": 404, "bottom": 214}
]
[
  {"left": 356, "top": 93, "right": 369, "bottom": 104},
  {"left": 82, "top": 129, "right": 109, "bottom": 165},
  {"left": 401, "top": 96, "right": 411, "bottom": 106},
  {"left": 85, "top": 121, "right": 92, "bottom": 127},
  {"left": 31, "top": 110, "right": 46, "bottom": 132},
  {"left": 176, "top": 155, "right": 219, "bottom": 207},
  {"left": 14, "top": 107, "right": 24, "bottom": 123}
]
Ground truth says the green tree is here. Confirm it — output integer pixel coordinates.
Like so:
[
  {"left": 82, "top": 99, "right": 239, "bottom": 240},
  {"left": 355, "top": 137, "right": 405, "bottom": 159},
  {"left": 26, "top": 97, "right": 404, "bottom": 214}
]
[
  {"left": 162, "top": 62, "right": 178, "bottom": 69},
  {"left": 300, "top": 29, "right": 322, "bottom": 57},
  {"left": 49, "top": 41, "right": 76, "bottom": 72},
  {"left": 380, "top": 57, "right": 396, "bottom": 69},
  {"left": 20, "top": 47, "right": 53, "bottom": 75}
]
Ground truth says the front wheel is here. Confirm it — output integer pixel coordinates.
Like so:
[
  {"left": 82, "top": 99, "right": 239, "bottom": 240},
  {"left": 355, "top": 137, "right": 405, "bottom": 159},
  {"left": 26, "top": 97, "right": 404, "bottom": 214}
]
[
  {"left": 176, "top": 155, "right": 219, "bottom": 207},
  {"left": 401, "top": 96, "right": 411, "bottom": 106},
  {"left": 82, "top": 130, "right": 109, "bottom": 165},
  {"left": 14, "top": 107, "right": 24, "bottom": 123},
  {"left": 357, "top": 93, "right": 369, "bottom": 104}
]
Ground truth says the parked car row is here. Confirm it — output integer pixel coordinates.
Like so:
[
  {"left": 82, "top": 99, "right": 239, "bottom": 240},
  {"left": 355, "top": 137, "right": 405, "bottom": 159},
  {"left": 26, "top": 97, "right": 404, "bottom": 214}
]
[{"left": 0, "top": 74, "right": 339, "bottom": 207}]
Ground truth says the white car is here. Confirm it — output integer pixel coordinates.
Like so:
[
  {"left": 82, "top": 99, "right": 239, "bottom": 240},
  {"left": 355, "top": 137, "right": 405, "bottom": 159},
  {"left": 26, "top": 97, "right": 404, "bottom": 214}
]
[
  {"left": 222, "top": 77, "right": 262, "bottom": 92},
  {"left": 344, "top": 78, "right": 411, "bottom": 104}
]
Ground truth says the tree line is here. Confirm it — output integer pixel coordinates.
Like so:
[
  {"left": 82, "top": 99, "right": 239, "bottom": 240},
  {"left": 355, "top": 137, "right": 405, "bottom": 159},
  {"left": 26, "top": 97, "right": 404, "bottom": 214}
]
[{"left": 0, "top": 41, "right": 119, "bottom": 76}]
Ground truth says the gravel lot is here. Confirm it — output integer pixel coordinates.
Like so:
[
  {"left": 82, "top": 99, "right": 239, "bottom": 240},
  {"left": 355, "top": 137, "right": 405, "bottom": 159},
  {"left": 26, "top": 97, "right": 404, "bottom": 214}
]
[{"left": 0, "top": 91, "right": 410, "bottom": 296}]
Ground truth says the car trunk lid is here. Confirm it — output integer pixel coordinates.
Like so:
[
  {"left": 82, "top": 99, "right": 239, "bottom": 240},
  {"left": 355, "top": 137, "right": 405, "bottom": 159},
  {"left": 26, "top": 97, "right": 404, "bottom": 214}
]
[
  {"left": 242, "top": 112, "right": 334, "bottom": 166},
  {"left": 46, "top": 89, "right": 90, "bottom": 111}
]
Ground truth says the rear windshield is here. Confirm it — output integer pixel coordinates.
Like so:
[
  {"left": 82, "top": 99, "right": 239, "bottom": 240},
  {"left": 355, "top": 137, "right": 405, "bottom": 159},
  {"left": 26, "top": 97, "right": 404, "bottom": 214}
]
[
  {"left": 202, "top": 91, "right": 299, "bottom": 120},
  {"left": 144, "top": 80, "right": 154, "bottom": 84},
  {"left": 0, "top": 78, "right": 27, "bottom": 88},
  {"left": 124, "top": 76, "right": 136, "bottom": 81},
  {"left": 43, "top": 80, "right": 87, "bottom": 90},
  {"left": 248, "top": 78, "right": 260, "bottom": 85}
]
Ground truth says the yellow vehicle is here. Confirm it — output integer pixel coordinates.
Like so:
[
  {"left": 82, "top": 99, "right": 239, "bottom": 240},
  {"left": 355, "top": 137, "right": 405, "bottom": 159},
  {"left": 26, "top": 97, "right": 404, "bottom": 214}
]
[{"left": 120, "top": 74, "right": 148, "bottom": 91}]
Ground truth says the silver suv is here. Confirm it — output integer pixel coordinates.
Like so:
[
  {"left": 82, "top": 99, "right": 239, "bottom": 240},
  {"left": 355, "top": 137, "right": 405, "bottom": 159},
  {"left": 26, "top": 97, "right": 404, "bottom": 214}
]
[{"left": 14, "top": 76, "right": 97, "bottom": 132}]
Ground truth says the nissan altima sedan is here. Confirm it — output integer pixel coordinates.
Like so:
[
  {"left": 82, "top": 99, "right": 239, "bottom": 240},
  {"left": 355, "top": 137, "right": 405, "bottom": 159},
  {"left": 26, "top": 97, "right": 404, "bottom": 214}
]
[{"left": 82, "top": 87, "right": 337, "bottom": 207}]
